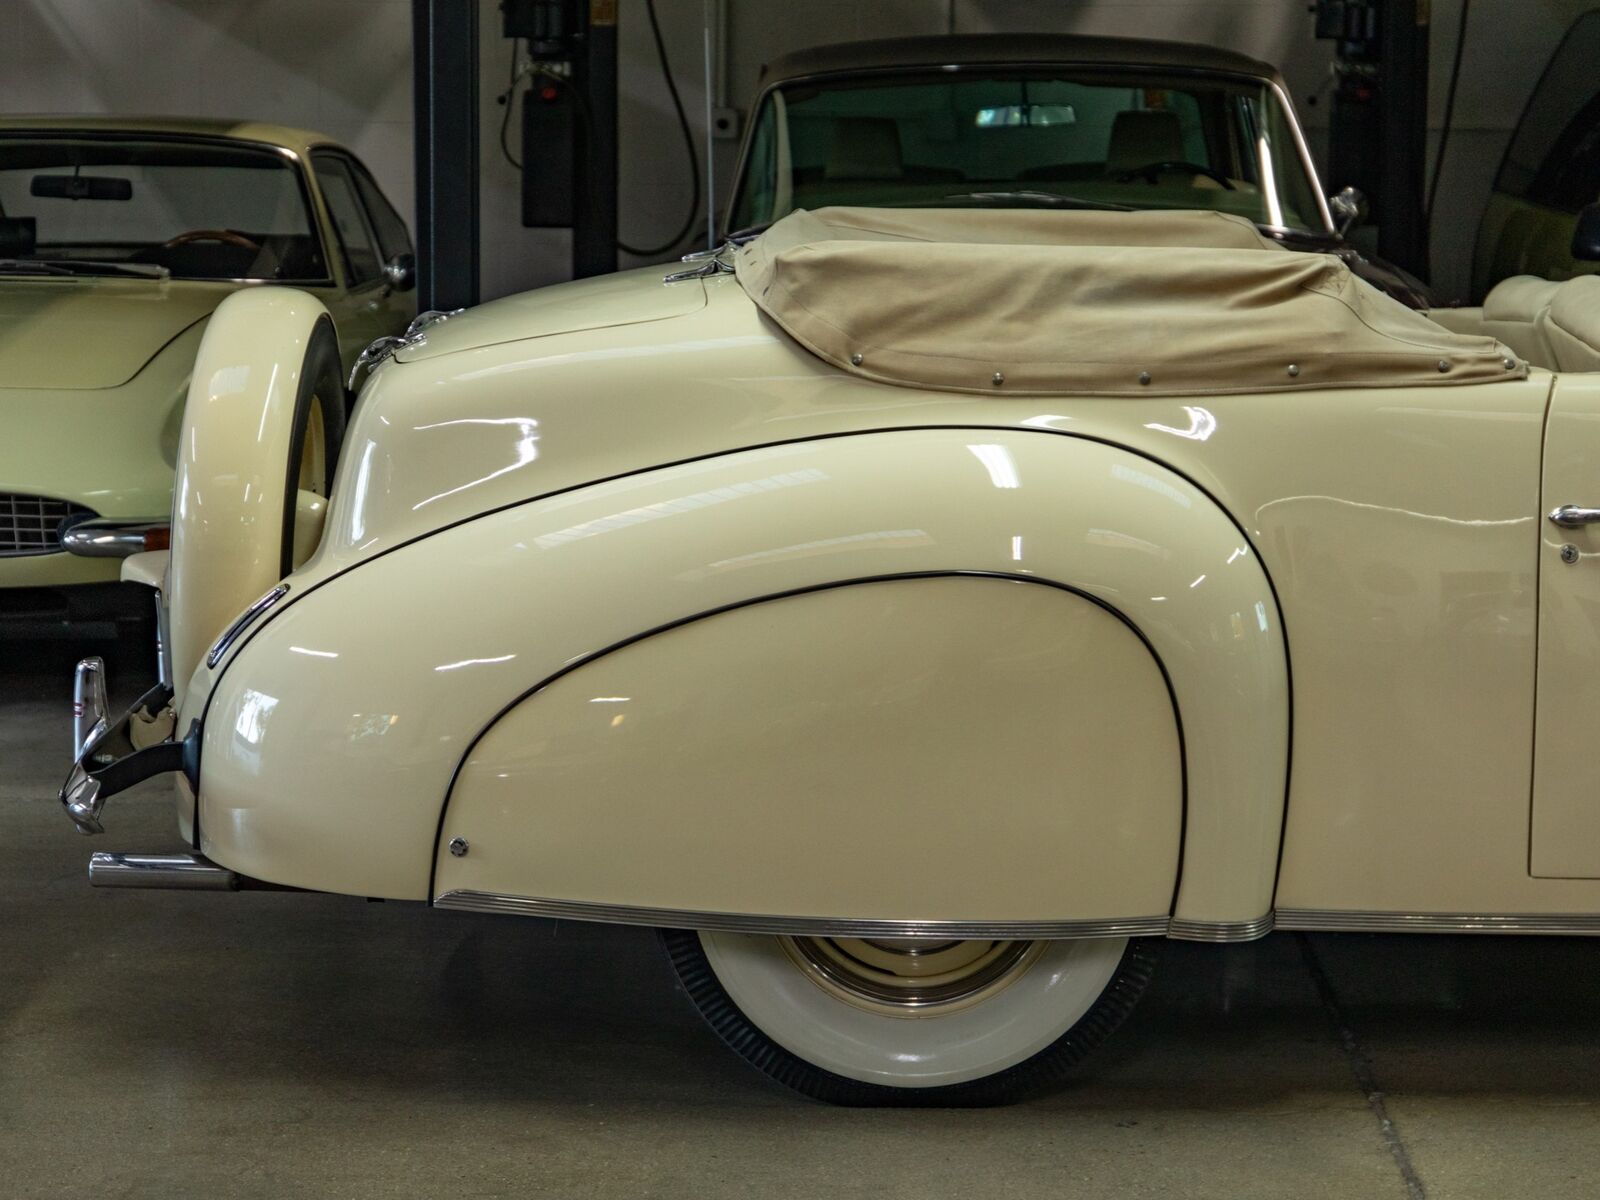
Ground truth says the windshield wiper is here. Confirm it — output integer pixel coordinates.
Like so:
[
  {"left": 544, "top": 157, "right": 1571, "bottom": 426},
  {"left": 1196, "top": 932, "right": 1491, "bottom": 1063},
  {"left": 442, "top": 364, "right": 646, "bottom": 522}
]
[
  {"left": 932, "top": 191, "right": 1133, "bottom": 212},
  {"left": 0, "top": 257, "right": 169, "bottom": 279},
  {"left": 0, "top": 258, "right": 74, "bottom": 276}
]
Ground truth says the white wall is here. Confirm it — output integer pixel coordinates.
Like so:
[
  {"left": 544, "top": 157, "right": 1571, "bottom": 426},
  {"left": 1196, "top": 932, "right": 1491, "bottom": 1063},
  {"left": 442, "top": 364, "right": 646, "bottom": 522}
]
[
  {"left": 2, "top": 0, "right": 1596, "bottom": 302},
  {"left": 2, "top": 0, "right": 413, "bottom": 212}
]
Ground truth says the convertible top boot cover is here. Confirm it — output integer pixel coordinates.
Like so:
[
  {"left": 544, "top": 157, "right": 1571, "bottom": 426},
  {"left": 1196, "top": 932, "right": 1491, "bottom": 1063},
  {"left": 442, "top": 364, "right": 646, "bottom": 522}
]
[{"left": 737, "top": 207, "right": 1526, "bottom": 396}]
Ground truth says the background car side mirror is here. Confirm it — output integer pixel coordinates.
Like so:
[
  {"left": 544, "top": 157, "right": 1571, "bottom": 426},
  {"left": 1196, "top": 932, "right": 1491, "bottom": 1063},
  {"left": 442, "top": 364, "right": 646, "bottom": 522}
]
[
  {"left": 1329, "top": 186, "right": 1368, "bottom": 236},
  {"left": 383, "top": 252, "right": 416, "bottom": 293},
  {"left": 1571, "top": 203, "right": 1600, "bottom": 262}
]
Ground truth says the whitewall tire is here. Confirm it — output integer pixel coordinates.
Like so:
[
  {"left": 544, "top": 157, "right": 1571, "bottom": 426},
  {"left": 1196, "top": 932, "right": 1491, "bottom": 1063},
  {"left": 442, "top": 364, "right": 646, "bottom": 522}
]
[{"left": 662, "top": 929, "right": 1157, "bottom": 1105}]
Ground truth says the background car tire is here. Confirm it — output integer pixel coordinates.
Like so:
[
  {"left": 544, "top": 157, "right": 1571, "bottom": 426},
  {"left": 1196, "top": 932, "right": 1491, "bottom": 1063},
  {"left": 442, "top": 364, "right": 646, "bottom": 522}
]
[
  {"left": 661, "top": 929, "right": 1158, "bottom": 1106},
  {"left": 278, "top": 317, "right": 346, "bottom": 575}
]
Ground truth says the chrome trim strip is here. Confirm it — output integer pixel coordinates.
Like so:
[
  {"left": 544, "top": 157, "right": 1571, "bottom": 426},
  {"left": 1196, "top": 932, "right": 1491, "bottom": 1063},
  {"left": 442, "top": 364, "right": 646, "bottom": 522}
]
[
  {"left": 1167, "top": 913, "right": 1275, "bottom": 943},
  {"left": 206, "top": 583, "right": 289, "bottom": 669},
  {"left": 88, "top": 852, "right": 238, "bottom": 891},
  {"left": 154, "top": 592, "right": 172, "bottom": 690},
  {"left": 1265, "top": 77, "right": 1336, "bottom": 234},
  {"left": 1275, "top": 908, "right": 1600, "bottom": 935},
  {"left": 435, "top": 890, "right": 1169, "bottom": 940}
]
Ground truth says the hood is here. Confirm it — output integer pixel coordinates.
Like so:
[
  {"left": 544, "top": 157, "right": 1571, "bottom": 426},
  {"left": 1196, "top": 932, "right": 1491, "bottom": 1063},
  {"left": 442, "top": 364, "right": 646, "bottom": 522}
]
[
  {"left": 0, "top": 278, "right": 230, "bottom": 389},
  {"left": 393, "top": 265, "right": 707, "bottom": 363}
]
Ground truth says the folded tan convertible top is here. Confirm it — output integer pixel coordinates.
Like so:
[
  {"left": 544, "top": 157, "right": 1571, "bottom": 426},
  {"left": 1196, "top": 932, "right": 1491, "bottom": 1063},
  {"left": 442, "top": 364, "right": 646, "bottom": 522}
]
[{"left": 736, "top": 207, "right": 1525, "bottom": 396}]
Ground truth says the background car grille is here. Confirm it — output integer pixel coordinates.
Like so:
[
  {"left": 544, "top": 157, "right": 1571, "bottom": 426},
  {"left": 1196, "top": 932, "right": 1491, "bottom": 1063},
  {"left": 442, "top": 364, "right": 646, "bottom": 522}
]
[{"left": 0, "top": 493, "right": 98, "bottom": 557}]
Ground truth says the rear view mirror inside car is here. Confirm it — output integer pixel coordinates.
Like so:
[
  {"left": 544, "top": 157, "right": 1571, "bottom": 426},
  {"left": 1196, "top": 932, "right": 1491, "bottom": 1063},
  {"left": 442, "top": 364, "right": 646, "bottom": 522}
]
[{"left": 30, "top": 174, "right": 133, "bottom": 201}]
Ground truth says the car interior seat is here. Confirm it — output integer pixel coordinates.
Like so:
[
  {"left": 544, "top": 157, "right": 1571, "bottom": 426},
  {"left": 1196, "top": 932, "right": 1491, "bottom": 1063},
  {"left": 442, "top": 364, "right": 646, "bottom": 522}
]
[
  {"left": 1428, "top": 274, "right": 1562, "bottom": 368},
  {"left": 1103, "top": 111, "right": 1186, "bottom": 178},
  {"left": 1541, "top": 275, "right": 1600, "bottom": 372},
  {"left": 825, "top": 118, "right": 905, "bottom": 181}
]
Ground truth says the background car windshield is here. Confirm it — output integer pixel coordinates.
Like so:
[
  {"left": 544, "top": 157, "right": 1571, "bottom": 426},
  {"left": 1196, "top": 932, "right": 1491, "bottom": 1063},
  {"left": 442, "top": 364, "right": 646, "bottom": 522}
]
[
  {"left": 0, "top": 137, "right": 326, "bottom": 280},
  {"left": 731, "top": 70, "right": 1325, "bottom": 234}
]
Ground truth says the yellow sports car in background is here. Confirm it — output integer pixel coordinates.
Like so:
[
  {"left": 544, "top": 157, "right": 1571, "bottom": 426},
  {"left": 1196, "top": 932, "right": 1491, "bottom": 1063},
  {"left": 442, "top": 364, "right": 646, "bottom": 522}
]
[{"left": 0, "top": 118, "right": 415, "bottom": 631}]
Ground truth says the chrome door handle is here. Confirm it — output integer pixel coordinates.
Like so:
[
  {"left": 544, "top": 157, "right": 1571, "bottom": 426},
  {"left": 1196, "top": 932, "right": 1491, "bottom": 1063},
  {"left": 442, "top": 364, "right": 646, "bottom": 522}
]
[{"left": 1550, "top": 505, "right": 1600, "bottom": 528}]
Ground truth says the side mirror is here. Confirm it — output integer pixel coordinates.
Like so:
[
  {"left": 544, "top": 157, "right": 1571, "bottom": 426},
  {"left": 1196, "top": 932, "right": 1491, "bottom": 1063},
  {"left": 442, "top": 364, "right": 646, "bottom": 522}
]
[
  {"left": 1329, "top": 186, "right": 1368, "bottom": 236},
  {"left": 383, "top": 252, "right": 416, "bottom": 293},
  {"left": 1571, "top": 203, "right": 1600, "bottom": 262}
]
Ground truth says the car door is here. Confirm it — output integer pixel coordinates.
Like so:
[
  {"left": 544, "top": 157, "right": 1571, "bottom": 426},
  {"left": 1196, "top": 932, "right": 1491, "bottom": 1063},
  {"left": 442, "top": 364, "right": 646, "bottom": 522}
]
[
  {"left": 1532, "top": 364, "right": 1600, "bottom": 877},
  {"left": 310, "top": 151, "right": 414, "bottom": 368}
]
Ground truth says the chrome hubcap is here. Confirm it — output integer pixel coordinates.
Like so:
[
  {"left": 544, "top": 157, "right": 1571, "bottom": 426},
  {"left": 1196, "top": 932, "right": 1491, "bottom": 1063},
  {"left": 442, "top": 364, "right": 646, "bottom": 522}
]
[{"left": 781, "top": 936, "right": 1044, "bottom": 1016}]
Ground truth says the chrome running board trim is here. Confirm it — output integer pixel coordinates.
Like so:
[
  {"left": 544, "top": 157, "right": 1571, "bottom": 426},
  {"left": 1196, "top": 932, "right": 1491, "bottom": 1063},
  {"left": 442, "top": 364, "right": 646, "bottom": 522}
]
[
  {"left": 1167, "top": 913, "right": 1275, "bottom": 943},
  {"left": 435, "top": 890, "right": 1170, "bottom": 940},
  {"left": 1275, "top": 908, "right": 1600, "bottom": 935}
]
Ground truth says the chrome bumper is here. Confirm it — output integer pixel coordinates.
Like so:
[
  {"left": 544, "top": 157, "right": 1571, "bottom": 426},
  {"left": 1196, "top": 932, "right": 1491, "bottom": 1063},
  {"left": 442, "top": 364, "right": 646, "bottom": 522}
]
[
  {"left": 60, "top": 518, "right": 169, "bottom": 558},
  {"left": 59, "top": 657, "right": 192, "bottom": 836}
]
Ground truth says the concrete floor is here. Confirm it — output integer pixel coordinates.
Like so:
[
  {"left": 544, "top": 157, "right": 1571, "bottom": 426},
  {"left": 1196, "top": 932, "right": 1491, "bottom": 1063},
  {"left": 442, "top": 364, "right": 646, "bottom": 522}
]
[{"left": 4, "top": 635, "right": 1600, "bottom": 1199}]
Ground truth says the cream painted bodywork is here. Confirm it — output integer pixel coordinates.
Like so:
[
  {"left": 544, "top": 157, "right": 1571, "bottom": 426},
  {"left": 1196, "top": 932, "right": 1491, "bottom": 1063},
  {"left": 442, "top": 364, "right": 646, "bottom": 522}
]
[
  {"left": 1532, "top": 373, "right": 1600, "bottom": 877},
  {"left": 167, "top": 254, "right": 1600, "bottom": 931},
  {"left": 169, "top": 288, "right": 333, "bottom": 695},
  {"left": 0, "top": 117, "right": 412, "bottom": 590},
  {"left": 0, "top": 306, "right": 203, "bottom": 589},
  {"left": 437, "top": 577, "right": 1183, "bottom": 924},
  {"left": 192, "top": 428, "right": 1284, "bottom": 924}
]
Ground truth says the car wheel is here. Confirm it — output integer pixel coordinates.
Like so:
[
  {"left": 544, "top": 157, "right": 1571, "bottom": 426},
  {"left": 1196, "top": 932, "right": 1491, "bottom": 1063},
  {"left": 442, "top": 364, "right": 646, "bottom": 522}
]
[{"left": 661, "top": 929, "right": 1157, "bottom": 1105}]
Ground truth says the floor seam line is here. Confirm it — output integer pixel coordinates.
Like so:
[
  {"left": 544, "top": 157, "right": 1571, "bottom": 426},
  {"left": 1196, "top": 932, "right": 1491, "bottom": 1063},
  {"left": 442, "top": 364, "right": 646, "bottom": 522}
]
[{"left": 1296, "top": 932, "right": 1427, "bottom": 1200}]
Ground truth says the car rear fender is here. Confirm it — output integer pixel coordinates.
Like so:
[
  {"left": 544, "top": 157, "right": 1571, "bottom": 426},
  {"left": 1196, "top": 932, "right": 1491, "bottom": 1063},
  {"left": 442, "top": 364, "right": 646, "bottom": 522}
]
[{"left": 197, "top": 428, "right": 1287, "bottom": 931}]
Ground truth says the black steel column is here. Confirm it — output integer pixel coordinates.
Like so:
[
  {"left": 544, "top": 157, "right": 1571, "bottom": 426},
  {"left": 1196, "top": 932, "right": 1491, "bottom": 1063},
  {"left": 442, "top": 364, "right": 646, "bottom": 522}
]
[
  {"left": 1320, "top": 0, "right": 1430, "bottom": 280},
  {"left": 573, "top": 12, "right": 618, "bottom": 278},
  {"left": 1375, "top": 0, "right": 1429, "bottom": 278},
  {"left": 413, "top": 0, "right": 480, "bottom": 310}
]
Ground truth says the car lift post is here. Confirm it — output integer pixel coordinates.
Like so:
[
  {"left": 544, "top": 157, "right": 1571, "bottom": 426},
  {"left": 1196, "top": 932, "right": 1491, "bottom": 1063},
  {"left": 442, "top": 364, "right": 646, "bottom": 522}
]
[
  {"left": 412, "top": 0, "right": 481, "bottom": 311},
  {"left": 1314, "top": 0, "right": 1432, "bottom": 280},
  {"left": 505, "top": 0, "right": 619, "bottom": 279}
]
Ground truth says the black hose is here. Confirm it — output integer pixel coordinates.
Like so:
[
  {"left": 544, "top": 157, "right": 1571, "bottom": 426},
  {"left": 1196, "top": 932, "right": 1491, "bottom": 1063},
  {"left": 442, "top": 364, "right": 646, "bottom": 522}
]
[
  {"left": 498, "top": 39, "right": 525, "bottom": 171},
  {"left": 618, "top": 0, "right": 702, "bottom": 258},
  {"left": 1427, "top": 0, "right": 1471, "bottom": 223}
]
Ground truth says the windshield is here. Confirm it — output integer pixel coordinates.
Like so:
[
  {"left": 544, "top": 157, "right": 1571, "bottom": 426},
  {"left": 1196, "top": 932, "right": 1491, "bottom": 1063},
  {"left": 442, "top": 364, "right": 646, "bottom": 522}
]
[
  {"left": 729, "top": 69, "right": 1328, "bottom": 235},
  {"left": 0, "top": 135, "right": 327, "bottom": 281}
]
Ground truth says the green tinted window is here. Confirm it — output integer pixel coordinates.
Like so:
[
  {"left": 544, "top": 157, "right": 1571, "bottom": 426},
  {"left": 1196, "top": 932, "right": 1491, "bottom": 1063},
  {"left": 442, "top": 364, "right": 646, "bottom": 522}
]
[{"left": 730, "top": 69, "right": 1324, "bottom": 234}]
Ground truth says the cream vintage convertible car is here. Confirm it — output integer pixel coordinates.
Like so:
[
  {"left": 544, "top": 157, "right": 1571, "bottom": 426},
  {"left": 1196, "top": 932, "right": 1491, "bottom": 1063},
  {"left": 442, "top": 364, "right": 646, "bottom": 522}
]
[{"left": 56, "top": 203, "right": 1600, "bottom": 1106}]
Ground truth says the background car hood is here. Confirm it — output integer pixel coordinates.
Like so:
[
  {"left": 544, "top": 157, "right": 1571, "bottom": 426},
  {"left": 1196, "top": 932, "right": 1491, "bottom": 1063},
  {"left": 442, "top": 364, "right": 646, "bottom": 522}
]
[{"left": 0, "top": 279, "right": 229, "bottom": 389}]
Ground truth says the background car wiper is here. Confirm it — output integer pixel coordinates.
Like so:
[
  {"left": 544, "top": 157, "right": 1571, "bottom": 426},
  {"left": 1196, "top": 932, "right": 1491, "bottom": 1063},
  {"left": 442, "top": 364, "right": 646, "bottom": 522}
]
[
  {"left": 0, "top": 257, "right": 75, "bottom": 276},
  {"left": 935, "top": 191, "right": 1134, "bottom": 211},
  {"left": 35, "top": 258, "right": 171, "bottom": 279}
]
